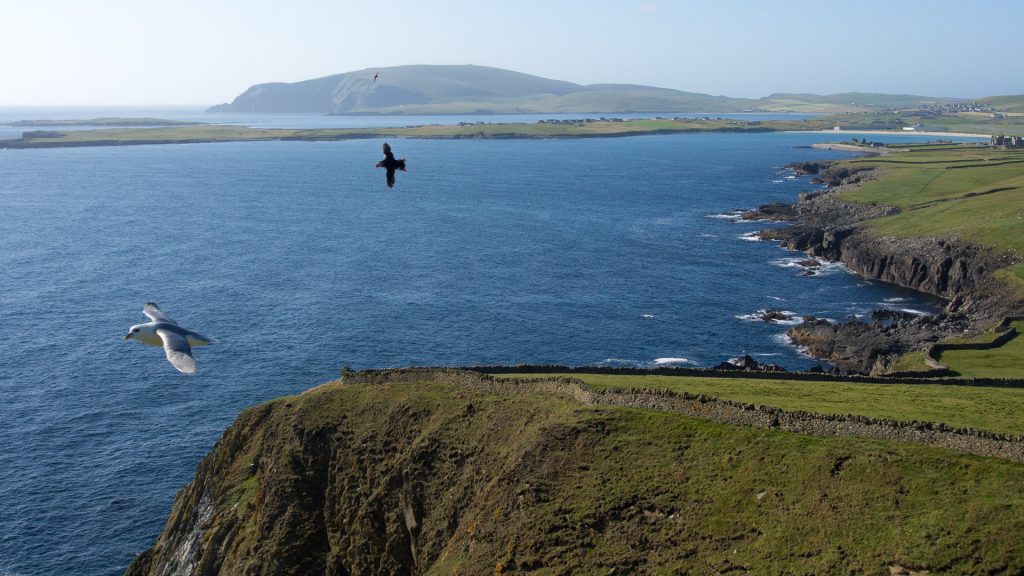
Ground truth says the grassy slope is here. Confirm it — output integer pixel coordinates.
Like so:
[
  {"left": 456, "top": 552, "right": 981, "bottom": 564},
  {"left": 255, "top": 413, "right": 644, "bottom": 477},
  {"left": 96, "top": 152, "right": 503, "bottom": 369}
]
[
  {"left": 978, "top": 95, "right": 1024, "bottom": 113},
  {"left": 938, "top": 321, "right": 1024, "bottom": 379},
  {"left": 494, "top": 373, "right": 1024, "bottom": 435},
  {"left": 839, "top": 145, "right": 1024, "bottom": 263},
  {"left": 131, "top": 378, "right": 1024, "bottom": 575},
  {"left": 220, "top": 65, "right": 966, "bottom": 115},
  {"left": 823, "top": 143, "right": 1024, "bottom": 375}
]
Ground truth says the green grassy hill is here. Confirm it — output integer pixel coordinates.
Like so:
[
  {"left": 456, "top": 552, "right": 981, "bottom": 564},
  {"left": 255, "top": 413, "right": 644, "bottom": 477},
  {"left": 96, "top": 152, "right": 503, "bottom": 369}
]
[
  {"left": 207, "top": 64, "right": 964, "bottom": 115},
  {"left": 836, "top": 143, "right": 1024, "bottom": 287},
  {"left": 498, "top": 372, "right": 1024, "bottom": 435},
  {"left": 978, "top": 95, "right": 1024, "bottom": 113},
  {"left": 765, "top": 92, "right": 959, "bottom": 109},
  {"left": 127, "top": 372, "right": 1024, "bottom": 575}
]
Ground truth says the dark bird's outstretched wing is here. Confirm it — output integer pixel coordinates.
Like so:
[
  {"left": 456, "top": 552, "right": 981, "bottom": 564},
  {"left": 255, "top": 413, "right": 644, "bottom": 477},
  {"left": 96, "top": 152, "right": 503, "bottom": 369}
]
[{"left": 382, "top": 142, "right": 394, "bottom": 161}]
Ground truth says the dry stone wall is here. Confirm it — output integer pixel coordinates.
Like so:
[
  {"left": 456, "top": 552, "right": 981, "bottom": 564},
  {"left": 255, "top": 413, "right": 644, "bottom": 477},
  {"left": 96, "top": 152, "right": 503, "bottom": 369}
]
[{"left": 344, "top": 368, "right": 1024, "bottom": 463}]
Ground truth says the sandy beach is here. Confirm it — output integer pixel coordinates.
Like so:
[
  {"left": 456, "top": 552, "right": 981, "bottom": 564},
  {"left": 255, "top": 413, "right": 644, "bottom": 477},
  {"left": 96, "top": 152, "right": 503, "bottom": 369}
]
[{"left": 809, "top": 142, "right": 890, "bottom": 155}]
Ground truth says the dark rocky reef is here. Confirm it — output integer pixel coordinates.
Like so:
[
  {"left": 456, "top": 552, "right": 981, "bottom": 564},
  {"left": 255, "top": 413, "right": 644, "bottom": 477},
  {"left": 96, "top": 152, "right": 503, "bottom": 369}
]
[
  {"left": 712, "top": 354, "right": 786, "bottom": 371},
  {"left": 787, "top": 315, "right": 969, "bottom": 375},
  {"left": 785, "top": 160, "right": 823, "bottom": 176}
]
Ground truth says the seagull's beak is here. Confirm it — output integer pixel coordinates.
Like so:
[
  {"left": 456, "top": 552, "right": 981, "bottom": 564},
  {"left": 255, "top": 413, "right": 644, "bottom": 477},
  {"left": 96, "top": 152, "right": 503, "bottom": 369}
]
[{"left": 123, "top": 333, "right": 132, "bottom": 341}]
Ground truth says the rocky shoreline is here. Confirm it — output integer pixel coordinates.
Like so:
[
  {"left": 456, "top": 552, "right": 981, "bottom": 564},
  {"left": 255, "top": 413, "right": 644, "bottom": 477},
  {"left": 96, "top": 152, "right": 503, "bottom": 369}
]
[{"left": 743, "top": 157, "right": 1024, "bottom": 374}]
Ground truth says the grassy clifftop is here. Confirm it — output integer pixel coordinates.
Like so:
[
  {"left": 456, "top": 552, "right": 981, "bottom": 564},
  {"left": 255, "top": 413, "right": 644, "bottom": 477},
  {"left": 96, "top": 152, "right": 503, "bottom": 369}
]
[
  {"left": 127, "top": 371, "right": 1024, "bottom": 575},
  {"left": 834, "top": 142, "right": 1024, "bottom": 293}
]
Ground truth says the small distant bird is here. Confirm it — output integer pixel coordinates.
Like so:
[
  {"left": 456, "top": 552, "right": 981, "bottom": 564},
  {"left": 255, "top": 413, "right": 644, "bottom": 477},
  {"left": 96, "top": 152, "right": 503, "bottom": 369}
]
[
  {"left": 373, "top": 72, "right": 379, "bottom": 82},
  {"left": 376, "top": 142, "right": 406, "bottom": 188},
  {"left": 124, "top": 302, "right": 215, "bottom": 374}
]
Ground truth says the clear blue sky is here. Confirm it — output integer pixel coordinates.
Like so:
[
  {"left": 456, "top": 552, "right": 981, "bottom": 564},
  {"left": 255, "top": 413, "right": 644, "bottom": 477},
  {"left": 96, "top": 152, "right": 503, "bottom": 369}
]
[{"left": 2, "top": 0, "right": 1022, "bottom": 106}]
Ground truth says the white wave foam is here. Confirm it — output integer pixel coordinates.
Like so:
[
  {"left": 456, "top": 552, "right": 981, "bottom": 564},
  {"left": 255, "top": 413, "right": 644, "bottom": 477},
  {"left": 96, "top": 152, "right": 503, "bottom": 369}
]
[
  {"left": 785, "top": 175, "right": 797, "bottom": 180},
  {"left": 772, "top": 257, "right": 850, "bottom": 277},
  {"left": 598, "top": 358, "right": 641, "bottom": 367},
  {"left": 772, "top": 333, "right": 814, "bottom": 357},
  {"left": 901, "top": 308, "right": 929, "bottom": 316},
  {"left": 654, "top": 357, "right": 693, "bottom": 366},
  {"left": 641, "top": 314, "right": 655, "bottom": 319},
  {"left": 772, "top": 257, "right": 811, "bottom": 269},
  {"left": 738, "top": 231, "right": 762, "bottom": 241},
  {"left": 884, "top": 297, "right": 908, "bottom": 303},
  {"left": 772, "top": 179, "right": 784, "bottom": 183},
  {"left": 767, "top": 296, "right": 785, "bottom": 301},
  {"left": 817, "top": 261, "right": 854, "bottom": 276},
  {"left": 707, "top": 211, "right": 747, "bottom": 223}
]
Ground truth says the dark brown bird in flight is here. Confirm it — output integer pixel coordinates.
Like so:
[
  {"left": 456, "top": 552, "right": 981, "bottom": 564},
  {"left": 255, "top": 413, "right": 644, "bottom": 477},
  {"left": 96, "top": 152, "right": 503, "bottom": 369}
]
[
  {"left": 375, "top": 142, "right": 406, "bottom": 188},
  {"left": 373, "top": 72, "right": 379, "bottom": 82}
]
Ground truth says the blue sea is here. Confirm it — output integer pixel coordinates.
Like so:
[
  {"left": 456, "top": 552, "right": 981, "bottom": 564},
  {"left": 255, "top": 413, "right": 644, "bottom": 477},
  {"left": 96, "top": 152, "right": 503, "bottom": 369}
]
[{"left": 0, "top": 108, "right": 981, "bottom": 575}]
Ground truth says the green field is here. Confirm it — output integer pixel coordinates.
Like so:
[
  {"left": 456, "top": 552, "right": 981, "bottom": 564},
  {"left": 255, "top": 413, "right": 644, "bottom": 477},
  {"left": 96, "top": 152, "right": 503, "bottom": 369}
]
[
  {"left": 979, "top": 95, "right": 1024, "bottom": 113},
  {"left": 493, "top": 373, "right": 1024, "bottom": 435},
  {"left": 937, "top": 321, "right": 1024, "bottom": 379},
  {"left": 807, "top": 142, "right": 1024, "bottom": 378},
  {"left": 836, "top": 145, "right": 1024, "bottom": 273}
]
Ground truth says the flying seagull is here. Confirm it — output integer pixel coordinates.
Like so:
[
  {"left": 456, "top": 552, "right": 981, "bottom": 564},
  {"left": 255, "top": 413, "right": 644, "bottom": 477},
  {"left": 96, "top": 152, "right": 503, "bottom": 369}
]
[
  {"left": 375, "top": 142, "right": 406, "bottom": 188},
  {"left": 124, "top": 302, "right": 215, "bottom": 374}
]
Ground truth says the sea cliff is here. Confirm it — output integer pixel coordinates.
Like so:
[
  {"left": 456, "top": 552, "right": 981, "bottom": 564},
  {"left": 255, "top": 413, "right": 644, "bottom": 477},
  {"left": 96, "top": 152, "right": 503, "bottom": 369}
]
[
  {"left": 125, "top": 370, "right": 1024, "bottom": 575},
  {"left": 749, "top": 147, "right": 1024, "bottom": 374}
]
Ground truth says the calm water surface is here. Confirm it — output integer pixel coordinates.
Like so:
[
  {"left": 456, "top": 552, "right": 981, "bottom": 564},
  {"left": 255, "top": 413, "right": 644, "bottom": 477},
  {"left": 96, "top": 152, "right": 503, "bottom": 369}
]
[{"left": 0, "top": 120, "right": 976, "bottom": 575}]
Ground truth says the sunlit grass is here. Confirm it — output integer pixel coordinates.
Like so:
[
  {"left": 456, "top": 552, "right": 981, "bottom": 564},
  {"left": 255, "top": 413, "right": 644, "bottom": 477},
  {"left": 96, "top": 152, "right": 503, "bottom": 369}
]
[
  {"left": 493, "top": 373, "right": 1024, "bottom": 435},
  {"left": 937, "top": 322, "right": 1024, "bottom": 379}
]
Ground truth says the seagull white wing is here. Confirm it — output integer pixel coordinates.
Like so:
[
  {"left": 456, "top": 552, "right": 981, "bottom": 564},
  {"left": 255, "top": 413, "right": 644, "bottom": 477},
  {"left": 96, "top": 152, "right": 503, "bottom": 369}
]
[
  {"left": 143, "top": 302, "right": 176, "bottom": 325},
  {"left": 157, "top": 328, "right": 196, "bottom": 374}
]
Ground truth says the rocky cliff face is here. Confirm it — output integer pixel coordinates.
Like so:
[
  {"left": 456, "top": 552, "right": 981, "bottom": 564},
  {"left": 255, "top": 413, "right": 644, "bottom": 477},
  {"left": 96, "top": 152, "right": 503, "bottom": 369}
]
[
  {"left": 128, "top": 377, "right": 717, "bottom": 575},
  {"left": 750, "top": 165, "right": 1023, "bottom": 373},
  {"left": 126, "top": 372, "right": 1024, "bottom": 575}
]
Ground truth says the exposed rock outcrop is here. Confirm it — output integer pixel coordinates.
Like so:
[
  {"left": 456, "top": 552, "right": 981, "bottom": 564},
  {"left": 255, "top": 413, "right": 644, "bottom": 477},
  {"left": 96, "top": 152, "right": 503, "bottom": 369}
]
[
  {"left": 785, "top": 160, "right": 824, "bottom": 176},
  {"left": 712, "top": 354, "right": 786, "bottom": 371},
  {"left": 746, "top": 163, "right": 1024, "bottom": 373},
  {"left": 786, "top": 315, "right": 969, "bottom": 375}
]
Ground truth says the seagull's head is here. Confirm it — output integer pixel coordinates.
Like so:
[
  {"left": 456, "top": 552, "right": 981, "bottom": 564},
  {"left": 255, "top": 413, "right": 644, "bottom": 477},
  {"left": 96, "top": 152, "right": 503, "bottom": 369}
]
[{"left": 124, "top": 324, "right": 160, "bottom": 345}]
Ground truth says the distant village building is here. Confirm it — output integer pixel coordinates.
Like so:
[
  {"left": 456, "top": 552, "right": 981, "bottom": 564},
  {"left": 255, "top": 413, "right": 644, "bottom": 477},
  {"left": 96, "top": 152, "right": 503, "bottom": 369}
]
[{"left": 991, "top": 134, "right": 1024, "bottom": 148}]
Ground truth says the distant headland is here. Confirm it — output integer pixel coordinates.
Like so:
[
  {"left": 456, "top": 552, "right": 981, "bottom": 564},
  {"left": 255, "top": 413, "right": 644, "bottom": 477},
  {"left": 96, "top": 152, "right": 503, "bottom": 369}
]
[{"left": 206, "top": 64, "right": 972, "bottom": 115}]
